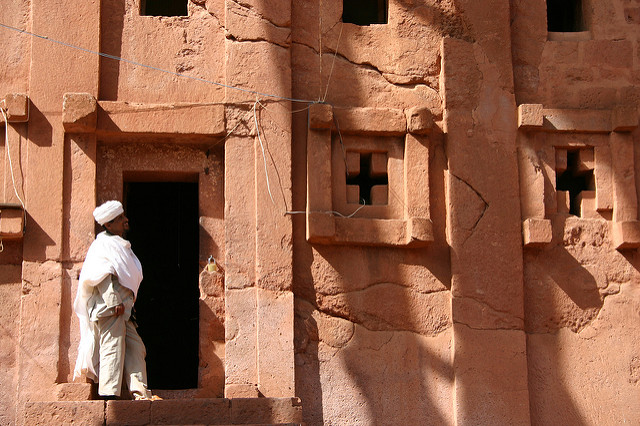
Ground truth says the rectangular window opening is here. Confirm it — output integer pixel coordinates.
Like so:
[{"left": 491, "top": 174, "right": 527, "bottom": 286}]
[
  {"left": 343, "top": 0, "right": 388, "bottom": 25},
  {"left": 547, "top": 0, "right": 585, "bottom": 32},
  {"left": 141, "top": 0, "right": 188, "bottom": 17}
]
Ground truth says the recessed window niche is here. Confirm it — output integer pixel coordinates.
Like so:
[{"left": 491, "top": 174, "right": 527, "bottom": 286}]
[
  {"left": 547, "top": 0, "right": 584, "bottom": 32},
  {"left": 343, "top": 0, "right": 388, "bottom": 25},
  {"left": 141, "top": 0, "right": 188, "bottom": 17},
  {"left": 306, "top": 104, "right": 434, "bottom": 247}
]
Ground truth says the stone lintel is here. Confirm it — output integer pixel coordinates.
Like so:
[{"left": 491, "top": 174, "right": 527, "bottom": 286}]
[
  {"left": 0, "top": 203, "right": 24, "bottom": 239},
  {"left": 406, "top": 106, "right": 434, "bottom": 134},
  {"left": 2, "top": 93, "right": 29, "bottom": 122},
  {"left": 333, "top": 107, "right": 406, "bottom": 135},
  {"left": 543, "top": 109, "right": 612, "bottom": 133},
  {"left": 62, "top": 93, "right": 97, "bottom": 133},
  {"left": 308, "top": 102, "right": 333, "bottom": 129},
  {"left": 612, "top": 221, "right": 640, "bottom": 250},
  {"left": 518, "top": 106, "right": 639, "bottom": 133},
  {"left": 98, "top": 101, "right": 226, "bottom": 136}
]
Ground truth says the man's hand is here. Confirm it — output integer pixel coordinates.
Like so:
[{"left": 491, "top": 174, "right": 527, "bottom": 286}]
[{"left": 113, "top": 304, "right": 125, "bottom": 316}]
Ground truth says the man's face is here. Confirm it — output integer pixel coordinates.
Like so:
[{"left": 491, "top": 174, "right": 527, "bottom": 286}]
[{"left": 105, "top": 213, "right": 129, "bottom": 237}]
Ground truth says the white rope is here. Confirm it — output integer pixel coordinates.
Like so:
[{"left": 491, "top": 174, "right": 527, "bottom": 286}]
[
  {"left": 253, "top": 100, "right": 275, "bottom": 205},
  {"left": 323, "top": 22, "right": 344, "bottom": 102},
  {"left": 1, "top": 103, "right": 26, "bottom": 211}
]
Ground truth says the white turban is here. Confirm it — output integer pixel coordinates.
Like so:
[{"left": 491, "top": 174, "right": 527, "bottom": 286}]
[{"left": 93, "top": 200, "right": 124, "bottom": 225}]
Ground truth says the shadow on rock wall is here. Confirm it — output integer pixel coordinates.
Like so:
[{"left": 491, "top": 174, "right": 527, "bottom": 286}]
[
  {"left": 99, "top": 0, "right": 125, "bottom": 101},
  {"left": 524, "top": 214, "right": 637, "bottom": 423}
]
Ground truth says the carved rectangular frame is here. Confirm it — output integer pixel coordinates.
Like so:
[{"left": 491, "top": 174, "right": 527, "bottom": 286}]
[{"left": 306, "top": 103, "right": 435, "bottom": 247}]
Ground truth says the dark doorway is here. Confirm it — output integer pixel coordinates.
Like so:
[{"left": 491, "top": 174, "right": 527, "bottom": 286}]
[{"left": 124, "top": 181, "right": 199, "bottom": 389}]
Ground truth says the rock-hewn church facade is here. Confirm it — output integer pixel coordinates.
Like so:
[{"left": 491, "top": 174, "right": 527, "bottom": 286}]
[{"left": 1, "top": 0, "right": 639, "bottom": 424}]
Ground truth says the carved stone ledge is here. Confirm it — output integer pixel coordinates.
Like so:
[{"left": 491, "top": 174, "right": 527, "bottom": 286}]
[
  {"left": 98, "top": 101, "right": 226, "bottom": 136},
  {"left": 517, "top": 104, "right": 639, "bottom": 133},
  {"left": 406, "top": 106, "right": 434, "bottom": 134},
  {"left": 306, "top": 104, "right": 435, "bottom": 247},
  {"left": 517, "top": 104, "right": 543, "bottom": 130},
  {"left": 612, "top": 221, "right": 640, "bottom": 250},
  {"left": 0, "top": 203, "right": 25, "bottom": 239},
  {"left": 522, "top": 218, "right": 552, "bottom": 248},
  {"left": 2, "top": 93, "right": 29, "bottom": 122},
  {"left": 63, "top": 93, "right": 97, "bottom": 133},
  {"left": 308, "top": 102, "right": 333, "bottom": 129}
]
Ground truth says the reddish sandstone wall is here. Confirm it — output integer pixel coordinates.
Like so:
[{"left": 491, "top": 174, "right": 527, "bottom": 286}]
[
  {"left": 513, "top": 1, "right": 640, "bottom": 424},
  {"left": 0, "top": 4, "right": 29, "bottom": 422},
  {"left": 291, "top": 2, "right": 456, "bottom": 424},
  {"left": 100, "top": 0, "right": 226, "bottom": 103},
  {"left": 1, "top": 1, "right": 640, "bottom": 425}
]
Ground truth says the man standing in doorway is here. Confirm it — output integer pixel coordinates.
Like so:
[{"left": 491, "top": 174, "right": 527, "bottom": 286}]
[{"left": 73, "top": 200, "right": 159, "bottom": 400}]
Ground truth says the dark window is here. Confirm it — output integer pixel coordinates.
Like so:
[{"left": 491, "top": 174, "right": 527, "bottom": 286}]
[
  {"left": 125, "top": 181, "right": 199, "bottom": 389},
  {"left": 547, "top": 0, "right": 584, "bottom": 32},
  {"left": 343, "top": 0, "right": 388, "bottom": 25},
  {"left": 141, "top": 0, "right": 188, "bottom": 17},
  {"left": 346, "top": 152, "right": 388, "bottom": 205},
  {"left": 556, "top": 150, "right": 595, "bottom": 216}
]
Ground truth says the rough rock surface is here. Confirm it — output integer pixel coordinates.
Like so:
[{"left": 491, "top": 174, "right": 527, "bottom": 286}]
[{"left": 1, "top": 0, "right": 640, "bottom": 425}]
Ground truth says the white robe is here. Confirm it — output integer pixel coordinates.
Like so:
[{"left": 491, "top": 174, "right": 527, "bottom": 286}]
[{"left": 73, "top": 231, "right": 143, "bottom": 381}]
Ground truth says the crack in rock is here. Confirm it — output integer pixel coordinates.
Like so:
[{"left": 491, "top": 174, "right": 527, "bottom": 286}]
[
  {"left": 229, "top": 0, "right": 291, "bottom": 29},
  {"left": 226, "top": 33, "right": 290, "bottom": 49},
  {"left": 450, "top": 172, "right": 488, "bottom": 240},
  {"left": 316, "top": 280, "right": 448, "bottom": 298},
  {"left": 292, "top": 41, "right": 438, "bottom": 91},
  {"left": 454, "top": 295, "right": 525, "bottom": 328}
]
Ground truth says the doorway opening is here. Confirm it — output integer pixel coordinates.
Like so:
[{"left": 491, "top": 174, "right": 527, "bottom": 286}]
[{"left": 124, "top": 180, "right": 200, "bottom": 389}]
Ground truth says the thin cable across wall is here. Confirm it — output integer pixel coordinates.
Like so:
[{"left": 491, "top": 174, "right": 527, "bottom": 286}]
[
  {"left": 0, "top": 23, "right": 316, "bottom": 104},
  {"left": 0, "top": 20, "right": 363, "bottom": 220}
]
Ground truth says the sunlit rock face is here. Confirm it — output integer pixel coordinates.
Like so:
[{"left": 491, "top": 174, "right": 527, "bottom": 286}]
[{"left": 1, "top": 1, "right": 639, "bottom": 425}]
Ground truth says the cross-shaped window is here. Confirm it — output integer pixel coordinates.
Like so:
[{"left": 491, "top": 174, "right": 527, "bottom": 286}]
[
  {"left": 556, "top": 149, "right": 595, "bottom": 216},
  {"left": 346, "top": 152, "right": 388, "bottom": 205}
]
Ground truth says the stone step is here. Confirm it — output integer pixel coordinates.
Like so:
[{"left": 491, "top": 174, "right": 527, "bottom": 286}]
[{"left": 23, "top": 397, "right": 303, "bottom": 425}]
